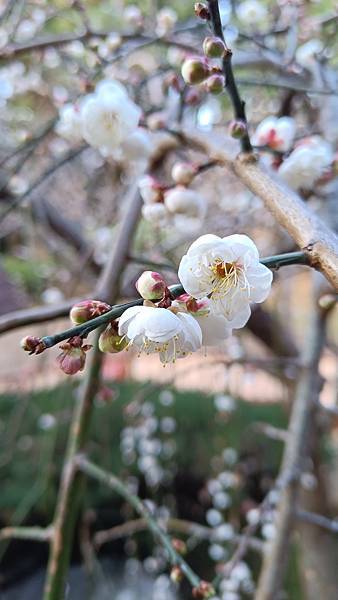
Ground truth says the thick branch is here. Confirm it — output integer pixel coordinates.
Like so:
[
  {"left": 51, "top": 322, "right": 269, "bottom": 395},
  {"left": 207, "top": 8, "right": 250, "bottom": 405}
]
[
  {"left": 181, "top": 132, "right": 338, "bottom": 290},
  {"left": 255, "top": 300, "right": 327, "bottom": 600}
]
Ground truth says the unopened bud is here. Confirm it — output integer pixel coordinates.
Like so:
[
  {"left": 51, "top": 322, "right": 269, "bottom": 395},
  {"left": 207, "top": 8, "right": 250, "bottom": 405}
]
[
  {"left": 172, "top": 538, "right": 187, "bottom": 555},
  {"left": 205, "top": 73, "right": 225, "bottom": 95},
  {"left": 229, "top": 119, "right": 247, "bottom": 139},
  {"left": 136, "top": 271, "right": 167, "bottom": 301},
  {"left": 318, "top": 293, "right": 337, "bottom": 310},
  {"left": 194, "top": 2, "right": 210, "bottom": 20},
  {"left": 170, "top": 566, "right": 184, "bottom": 583},
  {"left": 57, "top": 336, "right": 91, "bottom": 376},
  {"left": 181, "top": 56, "right": 210, "bottom": 85},
  {"left": 99, "top": 322, "right": 128, "bottom": 353},
  {"left": 171, "top": 161, "right": 197, "bottom": 186},
  {"left": 20, "top": 335, "right": 41, "bottom": 353},
  {"left": 70, "top": 300, "right": 111, "bottom": 325},
  {"left": 192, "top": 581, "right": 216, "bottom": 599},
  {"left": 203, "top": 36, "right": 226, "bottom": 58}
]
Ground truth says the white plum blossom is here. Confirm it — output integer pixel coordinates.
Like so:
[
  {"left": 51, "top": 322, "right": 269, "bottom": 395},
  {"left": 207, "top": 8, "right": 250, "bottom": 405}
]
[
  {"left": 178, "top": 234, "right": 273, "bottom": 328},
  {"left": 278, "top": 136, "right": 333, "bottom": 189},
  {"left": 55, "top": 103, "right": 83, "bottom": 142},
  {"left": 118, "top": 305, "right": 202, "bottom": 364},
  {"left": 123, "top": 4, "right": 143, "bottom": 30},
  {"left": 253, "top": 116, "right": 296, "bottom": 152},
  {"left": 237, "top": 0, "right": 267, "bottom": 26},
  {"left": 296, "top": 39, "right": 323, "bottom": 69},
  {"left": 164, "top": 187, "right": 206, "bottom": 224},
  {"left": 81, "top": 79, "right": 142, "bottom": 152},
  {"left": 156, "top": 7, "right": 177, "bottom": 37}
]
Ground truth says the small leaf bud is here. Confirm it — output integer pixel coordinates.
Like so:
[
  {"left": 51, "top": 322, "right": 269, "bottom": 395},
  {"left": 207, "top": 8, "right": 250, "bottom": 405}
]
[
  {"left": 181, "top": 56, "right": 210, "bottom": 85},
  {"left": 203, "top": 36, "right": 226, "bottom": 58}
]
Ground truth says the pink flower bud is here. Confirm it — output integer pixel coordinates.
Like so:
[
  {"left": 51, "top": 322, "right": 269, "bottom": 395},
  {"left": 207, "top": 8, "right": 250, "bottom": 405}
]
[
  {"left": 203, "top": 36, "right": 226, "bottom": 58},
  {"left": 20, "top": 335, "right": 42, "bottom": 354},
  {"left": 229, "top": 119, "right": 247, "bottom": 139},
  {"left": 98, "top": 322, "right": 128, "bottom": 353},
  {"left": 194, "top": 2, "right": 210, "bottom": 20},
  {"left": 69, "top": 300, "right": 111, "bottom": 325},
  {"left": 57, "top": 336, "right": 91, "bottom": 375},
  {"left": 171, "top": 162, "right": 197, "bottom": 185},
  {"left": 205, "top": 73, "right": 225, "bottom": 95},
  {"left": 181, "top": 56, "right": 210, "bottom": 85},
  {"left": 170, "top": 566, "right": 184, "bottom": 583},
  {"left": 135, "top": 271, "right": 167, "bottom": 300}
]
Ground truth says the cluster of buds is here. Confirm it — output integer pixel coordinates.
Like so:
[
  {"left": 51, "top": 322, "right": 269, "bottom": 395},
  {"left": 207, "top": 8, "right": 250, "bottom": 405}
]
[
  {"left": 57, "top": 336, "right": 91, "bottom": 375},
  {"left": 69, "top": 299, "right": 111, "bottom": 325},
  {"left": 98, "top": 320, "right": 128, "bottom": 354},
  {"left": 192, "top": 581, "right": 216, "bottom": 599},
  {"left": 181, "top": 35, "right": 227, "bottom": 95},
  {"left": 139, "top": 168, "right": 206, "bottom": 229}
]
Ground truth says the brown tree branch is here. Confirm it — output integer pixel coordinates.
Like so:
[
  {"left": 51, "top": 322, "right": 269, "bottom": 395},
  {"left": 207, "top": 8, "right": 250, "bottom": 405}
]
[{"left": 255, "top": 296, "right": 327, "bottom": 600}]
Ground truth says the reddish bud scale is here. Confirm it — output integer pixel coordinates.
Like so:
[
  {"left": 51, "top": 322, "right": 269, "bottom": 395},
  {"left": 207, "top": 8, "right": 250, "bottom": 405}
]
[
  {"left": 192, "top": 581, "right": 216, "bottom": 599},
  {"left": 194, "top": 2, "right": 210, "bottom": 20},
  {"left": 20, "top": 335, "right": 42, "bottom": 354},
  {"left": 172, "top": 538, "right": 187, "bottom": 555}
]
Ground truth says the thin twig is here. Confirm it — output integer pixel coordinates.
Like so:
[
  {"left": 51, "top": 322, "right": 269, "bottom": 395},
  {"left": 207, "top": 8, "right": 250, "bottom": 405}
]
[
  {"left": 0, "top": 526, "right": 52, "bottom": 543},
  {"left": 75, "top": 456, "right": 201, "bottom": 587},
  {"left": 207, "top": 0, "right": 252, "bottom": 152},
  {"left": 19, "top": 251, "right": 308, "bottom": 351}
]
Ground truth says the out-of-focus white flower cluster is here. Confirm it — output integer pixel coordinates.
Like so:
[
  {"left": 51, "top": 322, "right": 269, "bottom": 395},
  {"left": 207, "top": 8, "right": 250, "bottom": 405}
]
[
  {"left": 253, "top": 115, "right": 334, "bottom": 190},
  {"left": 55, "top": 79, "right": 151, "bottom": 173},
  {"left": 139, "top": 162, "right": 207, "bottom": 232}
]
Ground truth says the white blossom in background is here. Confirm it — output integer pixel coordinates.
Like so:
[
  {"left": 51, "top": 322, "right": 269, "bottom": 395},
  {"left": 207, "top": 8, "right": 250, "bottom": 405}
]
[
  {"left": 81, "top": 80, "right": 142, "bottom": 152},
  {"left": 278, "top": 136, "right": 333, "bottom": 189},
  {"left": 118, "top": 306, "right": 202, "bottom": 364},
  {"left": 253, "top": 116, "right": 296, "bottom": 152},
  {"left": 164, "top": 187, "right": 206, "bottom": 231},
  {"left": 123, "top": 4, "right": 144, "bottom": 30},
  {"left": 142, "top": 203, "right": 167, "bottom": 224},
  {"left": 178, "top": 234, "right": 273, "bottom": 328},
  {"left": 55, "top": 103, "right": 83, "bottom": 142},
  {"left": 296, "top": 39, "right": 323, "bottom": 69},
  {"left": 138, "top": 175, "right": 162, "bottom": 204},
  {"left": 156, "top": 7, "right": 177, "bottom": 37},
  {"left": 237, "top": 0, "right": 267, "bottom": 26}
]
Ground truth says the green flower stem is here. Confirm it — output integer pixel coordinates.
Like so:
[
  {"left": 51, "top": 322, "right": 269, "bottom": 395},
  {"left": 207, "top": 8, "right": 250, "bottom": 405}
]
[
  {"left": 40, "top": 250, "right": 308, "bottom": 350},
  {"left": 76, "top": 455, "right": 201, "bottom": 588}
]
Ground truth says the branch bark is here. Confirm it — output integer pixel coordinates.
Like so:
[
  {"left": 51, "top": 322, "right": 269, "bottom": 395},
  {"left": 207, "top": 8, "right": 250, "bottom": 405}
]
[{"left": 255, "top": 296, "right": 327, "bottom": 600}]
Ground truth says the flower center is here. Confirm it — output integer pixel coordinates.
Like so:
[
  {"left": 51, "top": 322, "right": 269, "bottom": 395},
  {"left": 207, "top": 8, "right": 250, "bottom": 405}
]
[{"left": 210, "top": 259, "right": 249, "bottom": 298}]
